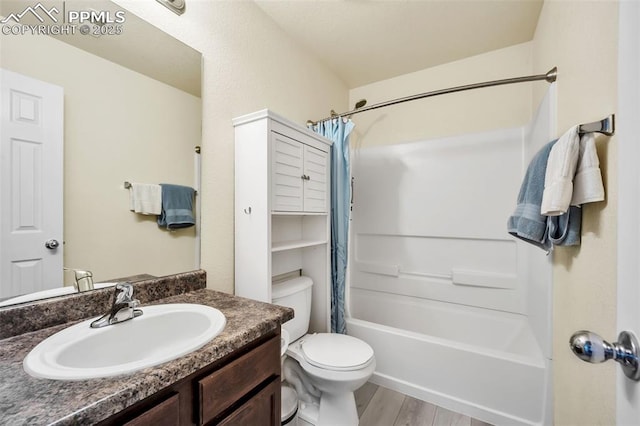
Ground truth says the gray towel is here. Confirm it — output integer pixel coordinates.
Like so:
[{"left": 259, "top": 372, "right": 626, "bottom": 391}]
[
  {"left": 157, "top": 184, "right": 195, "bottom": 230},
  {"left": 508, "top": 141, "right": 555, "bottom": 250},
  {"left": 507, "top": 140, "right": 581, "bottom": 251}
]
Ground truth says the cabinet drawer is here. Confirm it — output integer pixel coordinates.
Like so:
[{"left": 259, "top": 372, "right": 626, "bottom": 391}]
[
  {"left": 218, "top": 378, "right": 280, "bottom": 426},
  {"left": 198, "top": 335, "right": 280, "bottom": 425},
  {"left": 123, "top": 393, "right": 180, "bottom": 426}
]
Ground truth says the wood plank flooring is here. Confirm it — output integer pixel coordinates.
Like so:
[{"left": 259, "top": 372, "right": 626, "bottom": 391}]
[{"left": 355, "top": 382, "right": 493, "bottom": 426}]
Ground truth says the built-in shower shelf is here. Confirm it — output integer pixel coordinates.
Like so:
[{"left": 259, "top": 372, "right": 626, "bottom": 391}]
[{"left": 271, "top": 239, "right": 327, "bottom": 252}]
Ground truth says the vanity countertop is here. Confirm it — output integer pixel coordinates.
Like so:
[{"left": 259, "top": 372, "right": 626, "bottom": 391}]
[{"left": 0, "top": 289, "right": 293, "bottom": 425}]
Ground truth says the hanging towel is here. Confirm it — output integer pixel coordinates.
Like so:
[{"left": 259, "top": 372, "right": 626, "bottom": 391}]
[
  {"left": 508, "top": 139, "right": 583, "bottom": 252},
  {"left": 507, "top": 141, "right": 556, "bottom": 251},
  {"left": 571, "top": 133, "right": 605, "bottom": 205},
  {"left": 128, "top": 183, "right": 162, "bottom": 215},
  {"left": 157, "top": 184, "right": 195, "bottom": 230},
  {"left": 541, "top": 126, "right": 580, "bottom": 216}
]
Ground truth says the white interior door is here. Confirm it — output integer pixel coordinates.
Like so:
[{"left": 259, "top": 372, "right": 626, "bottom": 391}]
[
  {"left": 617, "top": 1, "right": 640, "bottom": 423},
  {"left": 0, "top": 69, "right": 63, "bottom": 299}
]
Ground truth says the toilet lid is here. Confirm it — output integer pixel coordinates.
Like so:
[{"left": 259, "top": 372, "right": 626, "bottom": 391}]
[{"left": 301, "top": 333, "right": 374, "bottom": 371}]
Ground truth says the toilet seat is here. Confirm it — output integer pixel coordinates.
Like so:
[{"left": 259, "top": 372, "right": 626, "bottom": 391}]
[{"left": 300, "top": 333, "right": 374, "bottom": 371}]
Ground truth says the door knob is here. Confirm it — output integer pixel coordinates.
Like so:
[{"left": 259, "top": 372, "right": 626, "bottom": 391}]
[
  {"left": 44, "top": 239, "right": 60, "bottom": 249},
  {"left": 569, "top": 330, "right": 640, "bottom": 380}
]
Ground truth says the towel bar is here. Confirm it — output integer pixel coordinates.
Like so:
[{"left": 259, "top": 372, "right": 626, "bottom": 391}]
[
  {"left": 124, "top": 181, "right": 197, "bottom": 195},
  {"left": 578, "top": 114, "right": 615, "bottom": 136}
]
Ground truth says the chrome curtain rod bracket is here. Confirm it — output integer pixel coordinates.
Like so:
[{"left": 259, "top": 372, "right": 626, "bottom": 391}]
[{"left": 307, "top": 67, "right": 558, "bottom": 126}]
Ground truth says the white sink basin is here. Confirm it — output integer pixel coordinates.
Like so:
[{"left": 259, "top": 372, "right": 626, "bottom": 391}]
[{"left": 24, "top": 303, "right": 226, "bottom": 380}]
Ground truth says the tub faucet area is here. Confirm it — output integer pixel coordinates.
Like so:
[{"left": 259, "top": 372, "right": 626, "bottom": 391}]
[{"left": 90, "top": 283, "right": 143, "bottom": 328}]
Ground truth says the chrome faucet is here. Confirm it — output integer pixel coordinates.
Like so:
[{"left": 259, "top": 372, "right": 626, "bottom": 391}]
[
  {"left": 90, "top": 283, "right": 143, "bottom": 328},
  {"left": 64, "top": 268, "right": 94, "bottom": 292}
]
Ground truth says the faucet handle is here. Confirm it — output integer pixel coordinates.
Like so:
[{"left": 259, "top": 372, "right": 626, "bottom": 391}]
[
  {"left": 90, "top": 283, "right": 143, "bottom": 328},
  {"left": 114, "top": 282, "right": 135, "bottom": 303},
  {"left": 114, "top": 283, "right": 142, "bottom": 312}
]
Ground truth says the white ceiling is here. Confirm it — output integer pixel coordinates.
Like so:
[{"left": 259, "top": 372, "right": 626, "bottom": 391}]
[{"left": 254, "top": 0, "right": 544, "bottom": 88}]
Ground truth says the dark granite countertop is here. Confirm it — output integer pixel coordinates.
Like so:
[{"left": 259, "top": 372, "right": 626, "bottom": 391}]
[{"left": 0, "top": 289, "right": 293, "bottom": 425}]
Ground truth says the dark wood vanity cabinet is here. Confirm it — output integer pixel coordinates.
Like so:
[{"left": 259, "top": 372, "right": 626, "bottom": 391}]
[{"left": 100, "top": 332, "right": 281, "bottom": 426}]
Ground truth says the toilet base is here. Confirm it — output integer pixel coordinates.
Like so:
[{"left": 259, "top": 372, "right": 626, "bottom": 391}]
[
  {"left": 298, "top": 400, "right": 318, "bottom": 425},
  {"left": 297, "top": 391, "right": 358, "bottom": 426}
]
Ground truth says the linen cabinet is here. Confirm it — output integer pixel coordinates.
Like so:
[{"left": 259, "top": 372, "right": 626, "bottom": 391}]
[{"left": 233, "top": 110, "right": 332, "bottom": 333}]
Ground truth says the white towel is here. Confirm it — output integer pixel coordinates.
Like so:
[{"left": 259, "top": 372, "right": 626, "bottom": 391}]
[
  {"left": 571, "top": 133, "right": 605, "bottom": 205},
  {"left": 541, "top": 126, "right": 580, "bottom": 216},
  {"left": 128, "top": 183, "right": 162, "bottom": 215}
]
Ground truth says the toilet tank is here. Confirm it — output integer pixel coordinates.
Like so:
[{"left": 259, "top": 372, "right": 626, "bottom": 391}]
[{"left": 272, "top": 276, "right": 313, "bottom": 342}]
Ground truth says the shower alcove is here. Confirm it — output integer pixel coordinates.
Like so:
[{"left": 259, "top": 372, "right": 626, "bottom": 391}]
[{"left": 346, "top": 86, "right": 557, "bottom": 426}]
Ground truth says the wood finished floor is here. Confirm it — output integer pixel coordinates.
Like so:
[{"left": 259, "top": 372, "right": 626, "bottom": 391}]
[{"left": 354, "top": 382, "right": 493, "bottom": 426}]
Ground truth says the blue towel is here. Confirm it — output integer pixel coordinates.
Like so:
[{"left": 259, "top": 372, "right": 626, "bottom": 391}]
[
  {"left": 508, "top": 141, "right": 555, "bottom": 250},
  {"left": 157, "top": 184, "right": 195, "bottom": 230},
  {"left": 507, "top": 140, "right": 581, "bottom": 251}
]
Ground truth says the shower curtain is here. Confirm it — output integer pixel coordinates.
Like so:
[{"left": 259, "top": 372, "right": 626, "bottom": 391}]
[{"left": 311, "top": 118, "right": 354, "bottom": 334}]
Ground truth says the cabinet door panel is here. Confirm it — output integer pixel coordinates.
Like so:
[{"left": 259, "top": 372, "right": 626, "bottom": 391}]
[
  {"left": 218, "top": 379, "right": 280, "bottom": 426},
  {"left": 199, "top": 336, "right": 280, "bottom": 424},
  {"left": 303, "top": 145, "right": 328, "bottom": 212},
  {"left": 123, "top": 393, "right": 180, "bottom": 426},
  {"left": 272, "top": 132, "right": 303, "bottom": 211}
]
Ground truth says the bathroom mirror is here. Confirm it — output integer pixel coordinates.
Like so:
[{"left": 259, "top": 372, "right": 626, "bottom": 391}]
[{"left": 0, "top": 0, "right": 202, "bottom": 306}]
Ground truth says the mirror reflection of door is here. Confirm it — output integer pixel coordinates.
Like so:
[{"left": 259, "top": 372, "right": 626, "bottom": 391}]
[
  {"left": 0, "top": 69, "right": 63, "bottom": 299},
  {"left": 0, "top": 1, "right": 202, "bottom": 306}
]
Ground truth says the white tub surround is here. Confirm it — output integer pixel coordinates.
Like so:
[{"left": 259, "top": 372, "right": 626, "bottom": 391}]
[{"left": 347, "top": 88, "right": 556, "bottom": 425}]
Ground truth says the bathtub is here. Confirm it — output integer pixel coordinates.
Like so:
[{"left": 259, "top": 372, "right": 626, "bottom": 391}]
[{"left": 347, "top": 289, "right": 551, "bottom": 426}]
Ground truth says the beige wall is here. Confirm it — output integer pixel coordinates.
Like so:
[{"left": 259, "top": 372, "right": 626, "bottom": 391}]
[
  {"left": 1, "top": 32, "right": 201, "bottom": 284},
  {"left": 532, "top": 1, "right": 619, "bottom": 425},
  {"left": 113, "top": 1, "right": 349, "bottom": 294},
  {"left": 348, "top": 42, "right": 533, "bottom": 148}
]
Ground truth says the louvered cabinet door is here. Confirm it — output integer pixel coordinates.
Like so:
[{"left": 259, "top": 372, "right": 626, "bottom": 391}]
[
  {"left": 271, "top": 132, "right": 304, "bottom": 212},
  {"left": 271, "top": 133, "right": 329, "bottom": 213},
  {"left": 303, "top": 145, "right": 328, "bottom": 212}
]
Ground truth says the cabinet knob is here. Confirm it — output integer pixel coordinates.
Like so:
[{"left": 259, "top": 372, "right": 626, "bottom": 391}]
[
  {"left": 243, "top": 207, "right": 252, "bottom": 214},
  {"left": 301, "top": 175, "right": 310, "bottom": 181}
]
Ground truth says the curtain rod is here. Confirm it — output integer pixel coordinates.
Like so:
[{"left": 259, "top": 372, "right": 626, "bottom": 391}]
[{"left": 307, "top": 67, "right": 558, "bottom": 126}]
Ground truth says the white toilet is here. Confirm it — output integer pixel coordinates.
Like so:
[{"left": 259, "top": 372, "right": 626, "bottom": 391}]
[{"left": 273, "top": 276, "right": 375, "bottom": 426}]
